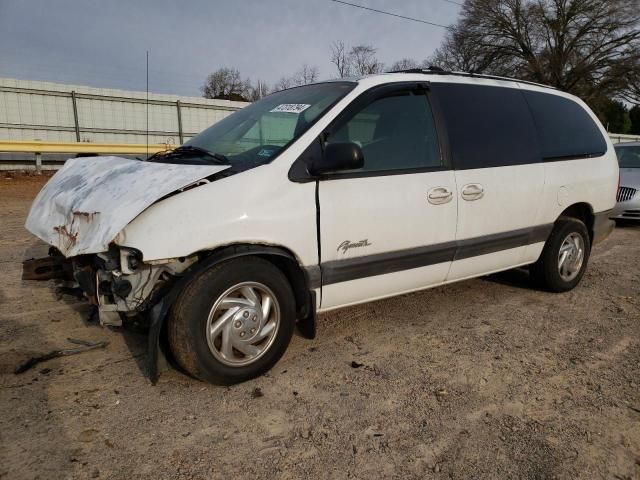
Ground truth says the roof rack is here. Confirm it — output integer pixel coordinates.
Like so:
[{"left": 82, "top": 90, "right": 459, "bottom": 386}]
[
  {"left": 387, "top": 66, "right": 447, "bottom": 74},
  {"left": 387, "top": 66, "right": 556, "bottom": 90}
]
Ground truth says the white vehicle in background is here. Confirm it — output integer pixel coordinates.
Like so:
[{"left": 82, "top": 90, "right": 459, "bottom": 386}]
[
  {"left": 611, "top": 141, "right": 640, "bottom": 221},
  {"left": 24, "top": 69, "right": 618, "bottom": 385}
]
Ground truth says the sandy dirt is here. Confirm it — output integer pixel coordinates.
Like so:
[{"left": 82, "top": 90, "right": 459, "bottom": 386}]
[{"left": 1, "top": 173, "right": 639, "bottom": 480}]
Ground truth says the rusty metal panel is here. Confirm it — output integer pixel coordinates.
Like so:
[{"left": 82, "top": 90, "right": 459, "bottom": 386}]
[{"left": 22, "top": 255, "right": 73, "bottom": 281}]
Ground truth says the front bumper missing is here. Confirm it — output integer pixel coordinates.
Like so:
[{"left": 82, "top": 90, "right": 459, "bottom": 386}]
[
  {"left": 22, "top": 253, "right": 119, "bottom": 323},
  {"left": 22, "top": 248, "right": 201, "bottom": 383}
]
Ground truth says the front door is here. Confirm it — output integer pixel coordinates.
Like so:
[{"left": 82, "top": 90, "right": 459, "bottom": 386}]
[{"left": 317, "top": 83, "right": 458, "bottom": 309}]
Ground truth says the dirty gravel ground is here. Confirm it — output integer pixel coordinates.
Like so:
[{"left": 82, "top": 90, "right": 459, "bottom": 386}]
[{"left": 0, "top": 173, "right": 639, "bottom": 480}]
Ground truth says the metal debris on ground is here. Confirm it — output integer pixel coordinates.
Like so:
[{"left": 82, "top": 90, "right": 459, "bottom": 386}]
[
  {"left": 22, "top": 254, "right": 72, "bottom": 281},
  {"left": 14, "top": 338, "right": 109, "bottom": 374}
]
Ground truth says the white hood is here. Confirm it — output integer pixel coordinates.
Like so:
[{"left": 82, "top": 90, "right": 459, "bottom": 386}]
[{"left": 25, "top": 156, "right": 229, "bottom": 257}]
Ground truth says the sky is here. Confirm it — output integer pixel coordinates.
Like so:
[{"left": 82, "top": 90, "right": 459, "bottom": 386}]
[{"left": 0, "top": 0, "right": 460, "bottom": 97}]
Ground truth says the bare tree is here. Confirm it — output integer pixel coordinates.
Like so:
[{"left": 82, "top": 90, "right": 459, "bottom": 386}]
[
  {"left": 388, "top": 58, "right": 420, "bottom": 71},
  {"left": 202, "top": 67, "right": 250, "bottom": 101},
  {"left": 272, "top": 65, "right": 321, "bottom": 92},
  {"left": 429, "top": 0, "right": 640, "bottom": 104},
  {"left": 293, "top": 64, "right": 320, "bottom": 86},
  {"left": 621, "top": 61, "right": 640, "bottom": 105},
  {"left": 273, "top": 76, "right": 294, "bottom": 92},
  {"left": 330, "top": 42, "right": 386, "bottom": 77},
  {"left": 430, "top": 25, "right": 502, "bottom": 74},
  {"left": 247, "top": 79, "right": 270, "bottom": 101},
  {"left": 330, "top": 40, "right": 351, "bottom": 77},
  {"left": 349, "top": 45, "right": 384, "bottom": 75}
]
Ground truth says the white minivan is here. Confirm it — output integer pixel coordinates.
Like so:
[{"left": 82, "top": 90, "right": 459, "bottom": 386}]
[{"left": 25, "top": 70, "right": 618, "bottom": 384}]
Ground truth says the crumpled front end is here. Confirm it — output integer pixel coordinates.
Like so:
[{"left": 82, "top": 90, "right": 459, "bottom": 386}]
[
  {"left": 24, "top": 247, "right": 199, "bottom": 326},
  {"left": 23, "top": 155, "right": 229, "bottom": 324},
  {"left": 25, "top": 156, "right": 228, "bottom": 257}
]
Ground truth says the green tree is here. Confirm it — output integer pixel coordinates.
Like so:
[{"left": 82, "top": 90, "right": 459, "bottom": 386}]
[
  {"left": 630, "top": 106, "right": 640, "bottom": 135},
  {"left": 202, "top": 68, "right": 250, "bottom": 101},
  {"left": 597, "top": 99, "right": 629, "bottom": 133}
]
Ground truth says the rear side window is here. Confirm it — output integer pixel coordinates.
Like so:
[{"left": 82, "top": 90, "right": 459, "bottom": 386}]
[
  {"left": 432, "top": 84, "right": 540, "bottom": 170},
  {"left": 523, "top": 91, "right": 607, "bottom": 160}
]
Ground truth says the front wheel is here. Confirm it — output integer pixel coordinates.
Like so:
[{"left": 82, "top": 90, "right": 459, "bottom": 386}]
[
  {"left": 168, "top": 257, "right": 296, "bottom": 385},
  {"left": 530, "top": 217, "right": 591, "bottom": 292}
]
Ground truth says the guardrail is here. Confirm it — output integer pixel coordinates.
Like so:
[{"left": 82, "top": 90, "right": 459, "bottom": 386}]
[
  {"left": 2, "top": 133, "right": 640, "bottom": 172},
  {"left": 608, "top": 133, "right": 640, "bottom": 144},
  {"left": 0, "top": 140, "right": 175, "bottom": 171}
]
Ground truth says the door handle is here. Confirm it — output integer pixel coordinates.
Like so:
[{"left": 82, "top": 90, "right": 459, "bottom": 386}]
[
  {"left": 461, "top": 183, "right": 484, "bottom": 201},
  {"left": 427, "top": 187, "right": 453, "bottom": 205}
]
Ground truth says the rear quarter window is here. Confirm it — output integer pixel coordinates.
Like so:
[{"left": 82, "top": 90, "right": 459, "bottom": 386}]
[
  {"left": 522, "top": 91, "right": 607, "bottom": 160},
  {"left": 432, "top": 83, "right": 540, "bottom": 170}
]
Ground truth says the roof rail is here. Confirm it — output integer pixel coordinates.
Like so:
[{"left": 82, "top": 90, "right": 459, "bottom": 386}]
[
  {"left": 387, "top": 66, "right": 556, "bottom": 90},
  {"left": 388, "top": 66, "right": 447, "bottom": 74}
]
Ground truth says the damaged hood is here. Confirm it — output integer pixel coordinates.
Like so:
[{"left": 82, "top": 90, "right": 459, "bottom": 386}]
[{"left": 25, "top": 156, "right": 229, "bottom": 257}]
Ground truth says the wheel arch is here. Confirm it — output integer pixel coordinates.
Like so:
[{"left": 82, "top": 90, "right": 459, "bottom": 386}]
[
  {"left": 146, "top": 243, "right": 317, "bottom": 383},
  {"left": 557, "top": 202, "right": 595, "bottom": 243},
  {"left": 198, "top": 244, "right": 318, "bottom": 328}
]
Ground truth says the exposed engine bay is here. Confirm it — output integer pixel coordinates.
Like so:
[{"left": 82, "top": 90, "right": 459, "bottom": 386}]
[
  {"left": 21, "top": 155, "right": 230, "bottom": 327},
  {"left": 24, "top": 246, "right": 197, "bottom": 326}
]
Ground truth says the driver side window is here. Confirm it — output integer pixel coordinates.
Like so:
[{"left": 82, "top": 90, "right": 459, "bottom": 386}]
[{"left": 327, "top": 90, "right": 442, "bottom": 173}]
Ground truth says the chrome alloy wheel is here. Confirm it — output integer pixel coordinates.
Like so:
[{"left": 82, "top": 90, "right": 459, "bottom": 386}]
[
  {"left": 557, "top": 232, "right": 585, "bottom": 282},
  {"left": 205, "top": 282, "right": 280, "bottom": 367}
]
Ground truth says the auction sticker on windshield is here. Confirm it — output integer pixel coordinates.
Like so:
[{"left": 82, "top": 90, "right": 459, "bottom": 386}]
[{"left": 270, "top": 104, "right": 311, "bottom": 114}]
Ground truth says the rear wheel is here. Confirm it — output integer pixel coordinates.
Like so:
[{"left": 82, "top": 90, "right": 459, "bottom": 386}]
[
  {"left": 168, "top": 257, "right": 296, "bottom": 385},
  {"left": 530, "top": 217, "right": 591, "bottom": 292}
]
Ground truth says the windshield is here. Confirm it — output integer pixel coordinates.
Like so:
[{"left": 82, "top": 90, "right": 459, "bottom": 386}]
[
  {"left": 615, "top": 145, "right": 640, "bottom": 168},
  {"left": 185, "top": 82, "right": 355, "bottom": 170}
]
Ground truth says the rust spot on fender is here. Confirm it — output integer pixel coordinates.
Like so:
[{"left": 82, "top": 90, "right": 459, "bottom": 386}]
[{"left": 53, "top": 225, "right": 78, "bottom": 253}]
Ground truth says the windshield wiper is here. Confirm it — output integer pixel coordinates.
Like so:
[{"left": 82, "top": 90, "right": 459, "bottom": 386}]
[{"left": 169, "top": 145, "right": 230, "bottom": 164}]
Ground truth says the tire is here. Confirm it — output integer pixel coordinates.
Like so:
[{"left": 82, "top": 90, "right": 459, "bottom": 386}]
[
  {"left": 168, "top": 257, "right": 296, "bottom": 385},
  {"left": 530, "top": 216, "right": 591, "bottom": 292}
]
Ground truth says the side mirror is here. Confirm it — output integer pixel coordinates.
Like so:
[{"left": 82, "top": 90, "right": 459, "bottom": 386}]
[{"left": 309, "top": 142, "right": 364, "bottom": 175}]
